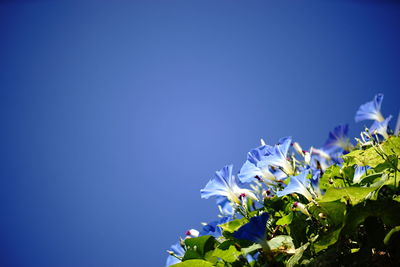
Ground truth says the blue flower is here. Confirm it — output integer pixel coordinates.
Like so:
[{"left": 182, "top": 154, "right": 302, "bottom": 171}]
[
  {"left": 216, "top": 197, "right": 234, "bottom": 215},
  {"left": 201, "top": 165, "right": 257, "bottom": 204},
  {"left": 311, "top": 169, "right": 323, "bottom": 198},
  {"left": 264, "top": 137, "right": 295, "bottom": 176},
  {"left": 310, "top": 146, "right": 343, "bottom": 172},
  {"left": 276, "top": 170, "right": 314, "bottom": 201},
  {"left": 238, "top": 145, "right": 277, "bottom": 184},
  {"left": 200, "top": 216, "right": 231, "bottom": 238},
  {"left": 324, "top": 125, "right": 353, "bottom": 152},
  {"left": 165, "top": 242, "right": 185, "bottom": 267},
  {"left": 395, "top": 113, "right": 400, "bottom": 136},
  {"left": 246, "top": 252, "right": 260, "bottom": 263},
  {"left": 233, "top": 212, "right": 269, "bottom": 243},
  {"left": 370, "top": 115, "right": 392, "bottom": 140},
  {"left": 355, "top": 94, "right": 385, "bottom": 122}
]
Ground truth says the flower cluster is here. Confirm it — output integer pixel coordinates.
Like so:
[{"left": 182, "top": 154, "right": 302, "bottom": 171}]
[{"left": 166, "top": 94, "right": 400, "bottom": 267}]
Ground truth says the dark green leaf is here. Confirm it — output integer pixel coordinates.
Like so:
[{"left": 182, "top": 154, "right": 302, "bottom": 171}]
[
  {"left": 287, "top": 243, "right": 309, "bottom": 267},
  {"left": 309, "top": 201, "right": 346, "bottom": 252},
  {"left": 276, "top": 213, "right": 293, "bottom": 226},
  {"left": 343, "top": 200, "right": 400, "bottom": 236},
  {"left": 183, "top": 236, "right": 216, "bottom": 261},
  {"left": 384, "top": 226, "right": 400, "bottom": 245}
]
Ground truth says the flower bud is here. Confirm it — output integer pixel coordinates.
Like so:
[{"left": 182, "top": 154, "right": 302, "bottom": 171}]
[
  {"left": 312, "top": 148, "right": 331, "bottom": 161},
  {"left": 304, "top": 151, "right": 311, "bottom": 165},
  {"left": 293, "top": 202, "right": 310, "bottom": 216},
  {"left": 260, "top": 138, "right": 266, "bottom": 146},
  {"left": 185, "top": 229, "right": 199, "bottom": 237},
  {"left": 292, "top": 142, "right": 304, "bottom": 157}
]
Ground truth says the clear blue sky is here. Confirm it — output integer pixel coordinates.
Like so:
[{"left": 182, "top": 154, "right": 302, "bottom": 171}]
[{"left": 0, "top": 1, "right": 399, "bottom": 266}]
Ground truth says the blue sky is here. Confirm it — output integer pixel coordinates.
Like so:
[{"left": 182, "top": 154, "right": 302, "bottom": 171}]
[{"left": 0, "top": 1, "right": 399, "bottom": 266}]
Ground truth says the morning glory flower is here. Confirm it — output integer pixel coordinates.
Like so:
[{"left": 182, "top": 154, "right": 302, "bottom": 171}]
[
  {"left": 311, "top": 147, "right": 332, "bottom": 161},
  {"left": 216, "top": 197, "right": 234, "bottom": 215},
  {"left": 276, "top": 170, "right": 314, "bottom": 201},
  {"left": 246, "top": 252, "right": 260, "bottom": 263},
  {"left": 311, "top": 169, "right": 323, "bottom": 198},
  {"left": 324, "top": 124, "right": 353, "bottom": 152},
  {"left": 238, "top": 145, "right": 277, "bottom": 184},
  {"left": 233, "top": 212, "right": 269, "bottom": 243},
  {"left": 395, "top": 112, "right": 400, "bottom": 136},
  {"left": 309, "top": 152, "right": 331, "bottom": 172},
  {"left": 201, "top": 165, "right": 258, "bottom": 204},
  {"left": 353, "top": 165, "right": 371, "bottom": 184},
  {"left": 355, "top": 94, "right": 385, "bottom": 122},
  {"left": 166, "top": 242, "right": 185, "bottom": 267},
  {"left": 264, "top": 137, "right": 295, "bottom": 176},
  {"left": 200, "top": 216, "right": 231, "bottom": 238},
  {"left": 311, "top": 146, "right": 344, "bottom": 172},
  {"left": 370, "top": 115, "right": 392, "bottom": 140}
]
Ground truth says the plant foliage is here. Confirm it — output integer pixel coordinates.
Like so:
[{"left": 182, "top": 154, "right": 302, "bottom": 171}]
[{"left": 166, "top": 94, "right": 400, "bottom": 266}]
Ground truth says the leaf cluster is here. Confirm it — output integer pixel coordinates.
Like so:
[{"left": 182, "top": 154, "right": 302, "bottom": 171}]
[{"left": 172, "top": 137, "right": 400, "bottom": 266}]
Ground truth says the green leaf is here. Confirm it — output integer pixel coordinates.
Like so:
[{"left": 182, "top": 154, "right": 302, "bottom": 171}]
[
  {"left": 319, "top": 186, "right": 378, "bottom": 205},
  {"left": 359, "top": 173, "right": 383, "bottom": 185},
  {"left": 219, "top": 217, "right": 248, "bottom": 233},
  {"left": 241, "top": 243, "right": 262, "bottom": 254},
  {"left": 183, "top": 236, "right": 216, "bottom": 261},
  {"left": 382, "top": 136, "right": 400, "bottom": 156},
  {"left": 264, "top": 196, "right": 287, "bottom": 213},
  {"left": 314, "top": 228, "right": 343, "bottom": 253},
  {"left": 319, "top": 165, "right": 345, "bottom": 190},
  {"left": 309, "top": 201, "right": 346, "bottom": 252},
  {"left": 171, "top": 259, "right": 214, "bottom": 267},
  {"left": 310, "top": 201, "right": 346, "bottom": 226},
  {"left": 267, "top": 235, "right": 295, "bottom": 253},
  {"left": 384, "top": 225, "right": 400, "bottom": 245},
  {"left": 276, "top": 213, "right": 293, "bottom": 226},
  {"left": 342, "top": 148, "right": 384, "bottom": 168},
  {"left": 343, "top": 136, "right": 400, "bottom": 168},
  {"left": 217, "top": 240, "right": 235, "bottom": 250},
  {"left": 343, "top": 200, "right": 400, "bottom": 236},
  {"left": 212, "top": 245, "right": 241, "bottom": 263},
  {"left": 288, "top": 213, "right": 308, "bottom": 247},
  {"left": 374, "top": 155, "right": 399, "bottom": 173},
  {"left": 287, "top": 242, "right": 309, "bottom": 267}
]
